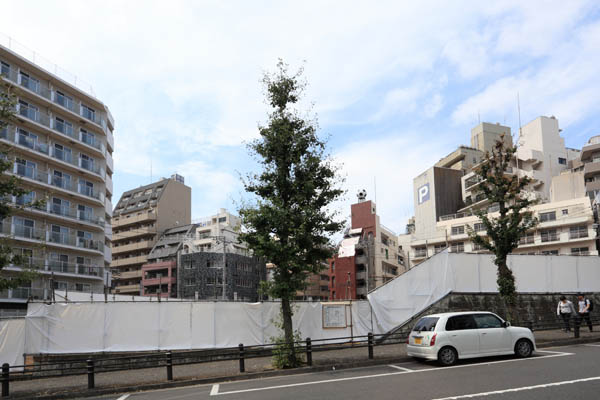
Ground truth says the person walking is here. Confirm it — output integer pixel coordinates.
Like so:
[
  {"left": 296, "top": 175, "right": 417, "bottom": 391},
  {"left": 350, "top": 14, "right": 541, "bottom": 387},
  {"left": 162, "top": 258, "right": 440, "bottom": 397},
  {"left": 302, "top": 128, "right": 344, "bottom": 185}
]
[
  {"left": 577, "top": 294, "right": 593, "bottom": 332},
  {"left": 557, "top": 295, "right": 575, "bottom": 332}
]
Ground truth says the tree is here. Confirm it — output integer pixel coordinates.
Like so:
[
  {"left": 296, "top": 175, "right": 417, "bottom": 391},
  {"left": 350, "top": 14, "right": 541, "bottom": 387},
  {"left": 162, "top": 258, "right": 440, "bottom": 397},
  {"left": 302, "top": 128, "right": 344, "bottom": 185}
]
[
  {"left": 467, "top": 135, "right": 538, "bottom": 312},
  {"left": 0, "top": 89, "right": 39, "bottom": 290},
  {"left": 239, "top": 61, "right": 344, "bottom": 367}
]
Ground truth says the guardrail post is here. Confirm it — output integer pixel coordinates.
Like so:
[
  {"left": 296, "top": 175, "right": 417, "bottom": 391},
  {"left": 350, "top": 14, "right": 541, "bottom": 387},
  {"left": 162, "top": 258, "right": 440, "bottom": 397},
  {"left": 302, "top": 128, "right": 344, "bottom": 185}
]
[
  {"left": 1, "top": 363, "right": 9, "bottom": 397},
  {"left": 239, "top": 343, "right": 245, "bottom": 373},
  {"left": 87, "top": 359, "right": 95, "bottom": 389},
  {"left": 574, "top": 320, "right": 580, "bottom": 338},
  {"left": 306, "top": 337, "right": 312, "bottom": 367},
  {"left": 166, "top": 351, "right": 173, "bottom": 381},
  {"left": 368, "top": 332, "right": 374, "bottom": 360}
]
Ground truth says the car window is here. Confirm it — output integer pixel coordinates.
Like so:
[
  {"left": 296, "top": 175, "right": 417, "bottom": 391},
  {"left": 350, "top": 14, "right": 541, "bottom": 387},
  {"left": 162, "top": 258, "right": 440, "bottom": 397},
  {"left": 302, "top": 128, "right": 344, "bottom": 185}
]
[
  {"left": 445, "top": 315, "right": 477, "bottom": 331},
  {"left": 412, "top": 317, "right": 439, "bottom": 332},
  {"left": 473, "top": 314, "right": 503, "bottom": 329}
]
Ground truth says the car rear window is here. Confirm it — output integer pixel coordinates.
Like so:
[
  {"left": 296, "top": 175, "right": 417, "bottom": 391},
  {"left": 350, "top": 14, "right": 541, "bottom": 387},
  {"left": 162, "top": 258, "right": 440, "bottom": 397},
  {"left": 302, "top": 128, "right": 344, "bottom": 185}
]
[{"left": 412, "top": 317, "right": 439, "bottom": 332}]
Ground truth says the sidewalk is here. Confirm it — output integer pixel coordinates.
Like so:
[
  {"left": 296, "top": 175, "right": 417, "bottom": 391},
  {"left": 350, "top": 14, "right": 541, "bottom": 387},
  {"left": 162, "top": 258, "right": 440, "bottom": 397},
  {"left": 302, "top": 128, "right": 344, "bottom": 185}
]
[{"left": 7, "top": 329, "right": 600, "bottom": 399}]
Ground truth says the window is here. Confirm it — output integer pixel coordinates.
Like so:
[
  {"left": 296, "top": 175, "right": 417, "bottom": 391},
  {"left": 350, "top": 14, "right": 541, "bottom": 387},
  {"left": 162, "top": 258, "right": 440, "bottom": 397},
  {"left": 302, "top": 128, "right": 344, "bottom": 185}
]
[
  {"left": 540, "top": 229, "right": 558, "bottom": 242},
  {"left": 218, "top": 216, "right": 227, "bottom": 222},
  {"left": 81, "top": 104, "right": 96, "bottom": 121},
  {"left": 445, "top": 315, "right": 476, "bottom": 331},
  {"left": 13, "top": 217, "right": 34, "bottom": 239},
  {"left": 472, "top": 242, "right": 485, "bottom": 251},
  {"left": 541, "top": 250, "right": 559, "bottom": 255},
  {"left": 53, "top": 281, "right": 68, "bottom": 290},
  {"left": 571, "top": 247, "right": 589, "bottom": 256},
  {"left": 53, "top": 170, "right": 71, "bottom": 190},
  {"left": 474, "top": 223, "right": 485, "bottom": 232},
  {"left": 80, "top": 129, "right": 96, "bottom": 147},
  {"left": 331, "top": 262, "right": 335, "bottom": 272},
  {"left": 79, "top": 153, "right": 94, "bottom": 171},
  {"left": 450, "top": 242, "right": 464, "bottom": 253},
  {"left": 18, "top": 100, "right": 38, "bottom": 121},
  {"left": 16, "top": 191, "right": 35, "bottom": 206},
  {"left": 451, "top": 225, "right": 465, "bottom": 235},
  {"left": 19, "top": 71, "right": 40, "bottom": 93},
  {"left": 539, "top": 211, "right": 556, "bottom": 222},
  {"left": 79, "top": 179, "right": 94, "bottom": 197},
  {"left": 413, "top": 317, "right": 439, "bottom": 332},
  {"left": 0, "top": 61, "right": 9, "bottom": 76},
  {"left": 53, "top": 143, "right": 72, "bottom": 163},
  {"left": 473, "top": 314, "right": 503, "bottom": 329},
  {"left": 569, "top": 225, "right": 588, "bottom": 239},
  {"left": 75, "top": 283, "right": 91, "bottom": 292},
  {"left": 17, "top": 128, "right": 37, "bottom": 149},
  {"left": 78, "top": 204, "right": 93, "bottom": 221},
  {"left": 415, "top": 247, "right": 427, "bottom": 257},
  {"left": 54, "top": 117, "right": 73, "bottom": 137},
  {"left": 562, "top": 209, "right": 568, "bottom": 216},
  {"left": 331, "top": 276, "right": 335, "bottom": 287},
  {"left": 15, "top": 158, "right": 36, "bottom": 179},
  {"left": 434, "top": 244, "right": 447, "bottom": 254},
  {"left": 55, "top": 90, "right": 74, "bottom": 110},
  {"left": 519, "top": 232, "right": 535, "bottom": 245},
  {"left": 558, "top": 157, "right": 567, "bottom": 165},
  {"left": 385, "top": 248, "right": 389, "bottom": 259},
  {"left": 51, "top": 225, "right": 69, "bottom": 244}
]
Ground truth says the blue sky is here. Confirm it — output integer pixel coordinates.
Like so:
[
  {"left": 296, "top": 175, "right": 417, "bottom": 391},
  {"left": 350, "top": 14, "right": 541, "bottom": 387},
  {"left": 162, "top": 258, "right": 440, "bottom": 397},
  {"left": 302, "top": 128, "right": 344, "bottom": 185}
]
[{"left": 3, "top": 1, "right": 600, "bottom": 234}]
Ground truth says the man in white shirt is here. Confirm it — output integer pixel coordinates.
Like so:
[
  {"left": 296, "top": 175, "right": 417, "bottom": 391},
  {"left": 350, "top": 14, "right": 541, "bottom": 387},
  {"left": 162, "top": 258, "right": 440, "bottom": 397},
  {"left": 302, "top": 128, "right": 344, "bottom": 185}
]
[
  {"left": 577, "top": 294, "right": 593, "bottom": 332},
  {"left": 557, "top": 295, "right": 575, "bottom": 332}
]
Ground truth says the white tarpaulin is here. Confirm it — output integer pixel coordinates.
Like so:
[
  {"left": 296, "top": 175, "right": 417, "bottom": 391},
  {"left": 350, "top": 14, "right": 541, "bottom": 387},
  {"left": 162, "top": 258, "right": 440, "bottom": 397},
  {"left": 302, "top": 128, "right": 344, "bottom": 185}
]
[
  {"left": 2, "top": 253, "right": 599, "bottom": 366},
  {"left": 20, "top": 301, "right": 373, "bottom": 356},
  {"left": 367, "top": 252, "right": 600, "bottom": 333}
]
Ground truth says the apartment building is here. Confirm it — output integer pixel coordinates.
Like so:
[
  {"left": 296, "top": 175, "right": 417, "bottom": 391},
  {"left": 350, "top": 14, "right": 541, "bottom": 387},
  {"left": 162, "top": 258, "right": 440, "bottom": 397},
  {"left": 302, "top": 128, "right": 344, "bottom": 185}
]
[
  {"left": 572, "top": 135, "right": 600, "bottom": 201},
  {"left": 111, "top": 175, "right": 191, "bottom": 295},
  {"left": 0, "top": 44, "right": 114, "bottom": 307},
  {"left": 141, "top": 223, "right": 198, "bottom": 298},
  {"left": 399, "top": 116, "right": 598, "bottom": 268},
  {"left": 329, "top": 192, "right": 406, "bottom": 300}
]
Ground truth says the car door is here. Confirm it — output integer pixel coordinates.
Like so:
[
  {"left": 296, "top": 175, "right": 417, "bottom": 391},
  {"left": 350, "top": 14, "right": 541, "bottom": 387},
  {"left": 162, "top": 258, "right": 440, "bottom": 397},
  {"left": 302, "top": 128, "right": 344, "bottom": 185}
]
[
  {"left": 473, "top": 313, "right": 512, "bottom": 355},
  {"left": 445, "top": 315, "right": 479, "bottom": 357}
]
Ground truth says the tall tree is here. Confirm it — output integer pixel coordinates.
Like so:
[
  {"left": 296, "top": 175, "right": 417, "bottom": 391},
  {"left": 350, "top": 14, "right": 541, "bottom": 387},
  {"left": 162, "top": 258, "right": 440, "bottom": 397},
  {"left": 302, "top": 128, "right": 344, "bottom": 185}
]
[
  {"left": 239, "top": 61, "right": 344, "bottom": 367},
  {"left": 467, "top": 135, "right": 538, "bottom": 310},
  {"left": 0, "top": 89, "right": 39, "bottom": 290}
]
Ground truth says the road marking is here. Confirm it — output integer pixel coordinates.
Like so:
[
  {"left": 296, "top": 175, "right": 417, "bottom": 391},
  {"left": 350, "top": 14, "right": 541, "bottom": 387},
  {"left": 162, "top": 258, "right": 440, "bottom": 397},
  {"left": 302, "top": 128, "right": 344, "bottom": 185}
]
[
  {"left": 212, "top": 351, "right": 573, "bottom": 396},
  {"left": 116, "top": 395, "right": 130, "bottom": 400},
  {"left": 431, "top": 375, "right": 600, "bottom": 399},
  {"left": 583, "top": 343, "right": 600, "bottom": 347},
  {"left": 210, "top": 384, "right": 220, "bottom": 396},
  {"left": 388, "top": 364, "right": 413, "bottom": 372}
]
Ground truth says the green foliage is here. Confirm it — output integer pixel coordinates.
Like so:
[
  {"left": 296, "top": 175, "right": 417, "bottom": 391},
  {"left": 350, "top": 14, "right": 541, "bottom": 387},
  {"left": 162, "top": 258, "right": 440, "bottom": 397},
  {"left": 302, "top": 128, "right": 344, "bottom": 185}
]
[
  {"left": 466, "top": 135, "right": 538, "bottom": 308},
  {"left": 0, "top": 89, "right": 41, "bottom": 290},
  {"left": 239, "top": 60, "right": 345, "bottom": 367}
]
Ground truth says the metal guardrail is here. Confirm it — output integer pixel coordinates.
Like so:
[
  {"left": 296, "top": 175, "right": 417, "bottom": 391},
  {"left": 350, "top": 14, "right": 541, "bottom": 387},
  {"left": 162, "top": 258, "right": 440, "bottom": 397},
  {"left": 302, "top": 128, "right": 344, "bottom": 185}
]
[{"left": 1, "top": 315, "right": 598, "bottom": 396}]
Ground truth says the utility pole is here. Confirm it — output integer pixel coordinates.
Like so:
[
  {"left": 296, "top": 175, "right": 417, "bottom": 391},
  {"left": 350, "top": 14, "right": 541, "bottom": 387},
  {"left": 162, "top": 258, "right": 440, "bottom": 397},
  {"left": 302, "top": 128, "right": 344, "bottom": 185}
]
[{"left": 222, "top": 237, "right": 227, "bottom": 300}]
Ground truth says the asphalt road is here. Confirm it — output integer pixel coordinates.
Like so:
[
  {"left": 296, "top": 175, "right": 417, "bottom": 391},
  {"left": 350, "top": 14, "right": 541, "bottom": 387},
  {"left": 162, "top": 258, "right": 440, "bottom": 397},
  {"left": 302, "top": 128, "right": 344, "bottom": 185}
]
[{"left": 85, "top": 343, "right": 600, "bottom": 400}]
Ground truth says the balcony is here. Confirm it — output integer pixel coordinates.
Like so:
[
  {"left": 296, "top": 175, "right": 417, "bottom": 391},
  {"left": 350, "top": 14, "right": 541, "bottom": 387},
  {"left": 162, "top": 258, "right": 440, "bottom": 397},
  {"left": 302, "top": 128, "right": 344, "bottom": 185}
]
[
  {"left": 569, "top": 230, "right": 589, "bottom": 240},
  {"left": 518, "top": 236, "right": 535, "bottom": 245},
  {"left": 414, "top": 249, "right": 427, "bottom": 258},
  {"left": 16, "top": 102, "right": 52, "bottom": 129},
  {"left": 114, "top": 284, "right": 140, "bottom": 294},
  {"left": 48, "top": 203, "right": 105, "bottom": 227},
  {"left": 1, "top": 126, "right": 49, "bottom": 156},
  {"left": 113, "top": 226, "right": 156, "bottom": 241},
  {"left": 356, "top": 271, "right": 366, "bottom": 280},
  {"left": 80, "top": 131, "right": 106, "bottom": 155},
  {"left": 111, "top": 255, "right": 149, "bottom": 267},
  {"left": 117, "top": 270, "right": 143, "bottom": 280},
  {"left": 13, "top": 163, "right": 104, "bottom": 203},
  {"left": 540, "top": 233, "right": 559, "bottom": 243},
  {"left": 48, "top": 231, "right": 104, "bottom": 252},
  {"left": 112, "top": 240, "right": 153, "bottom": 255},
  {"left": 0, "top": 287, "right": 48, "bottom": 301},
  {"left": 79, "top": 157, "right": 105, "bottom": 178},
  {"left": 112, "top": 211, "right": 157, "bottom": 228},
  {"left": 47, "top": 259, "right": 103, "bottom": 277}
]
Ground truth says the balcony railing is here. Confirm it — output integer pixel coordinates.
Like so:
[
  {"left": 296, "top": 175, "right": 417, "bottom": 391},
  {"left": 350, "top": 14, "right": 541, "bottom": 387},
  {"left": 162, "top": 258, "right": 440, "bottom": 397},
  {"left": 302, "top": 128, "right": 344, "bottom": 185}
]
[
  {"left": 541, "top": 233, "right": 559, "bottom": 243},
  {"left": 1, "top": 126, "right": 49, "bottom": 155},
  {"left": 48, "top": 231, "right": 104, "bottom": 252},
  {"left": 519, "top": 236, "right": 535, "bottom": 245},
  {"left": 414, "top": 250, "right": 427, "bottom": 258},
  {"left": 54, "top": 92, "right": 76, "bottom": 113},
  {"left": 80, "top": 132, "right": 106, "bottom": 154},
  {"left": 569, "top": 230, "right": 589, "bottom": 239},
  {"left": 49, "top": 203, "right": 104, "bottom": 227},
  {"left": 79, "top": 157, "right": 105, "bottom": 177}
]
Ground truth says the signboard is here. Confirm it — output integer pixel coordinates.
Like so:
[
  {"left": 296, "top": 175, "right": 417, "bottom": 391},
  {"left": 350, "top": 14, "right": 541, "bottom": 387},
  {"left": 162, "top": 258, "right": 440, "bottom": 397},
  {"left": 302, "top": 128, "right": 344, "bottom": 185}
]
[
  {"left": 418, "top": 183, "right": 430, "bottom": 204},
  {"left": 322, "top": 303, "right": 347, "bottom": 329}
]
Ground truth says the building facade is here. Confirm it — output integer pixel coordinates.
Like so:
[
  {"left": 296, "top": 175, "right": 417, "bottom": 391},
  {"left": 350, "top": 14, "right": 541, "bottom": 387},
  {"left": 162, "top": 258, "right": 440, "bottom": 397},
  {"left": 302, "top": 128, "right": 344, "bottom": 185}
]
[
  {"left": 399, "top": 116, "right": 599, "bottom": 268},
  {"left": 329, "top": 194, "right": 406, "bottom": 300},
  {"left": 111, "top": 175, "right": 191, "bottom": 295},
  {"left": 0, "top": 44, "right": 114, "bottom": 309}
]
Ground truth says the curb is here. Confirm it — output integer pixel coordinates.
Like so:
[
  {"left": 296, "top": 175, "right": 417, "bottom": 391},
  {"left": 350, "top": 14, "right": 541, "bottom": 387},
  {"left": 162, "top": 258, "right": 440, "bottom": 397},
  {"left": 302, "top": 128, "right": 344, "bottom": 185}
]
[{"left": 9, "top": 337, "right": 600, "bottom": 400}]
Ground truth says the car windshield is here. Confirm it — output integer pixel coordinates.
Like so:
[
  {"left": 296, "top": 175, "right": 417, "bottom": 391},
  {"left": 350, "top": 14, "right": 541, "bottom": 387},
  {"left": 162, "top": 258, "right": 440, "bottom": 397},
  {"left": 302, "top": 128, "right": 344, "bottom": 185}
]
[{"left": 412, "top": 317, "right": 439, "bottom": 332}]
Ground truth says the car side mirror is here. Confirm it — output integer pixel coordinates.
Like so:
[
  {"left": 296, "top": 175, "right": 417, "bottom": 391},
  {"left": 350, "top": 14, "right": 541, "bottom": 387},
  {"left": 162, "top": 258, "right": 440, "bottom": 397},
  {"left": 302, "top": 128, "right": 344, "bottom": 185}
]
[{"left": 503, "top": 321, "right": 511, "bottom": 328}]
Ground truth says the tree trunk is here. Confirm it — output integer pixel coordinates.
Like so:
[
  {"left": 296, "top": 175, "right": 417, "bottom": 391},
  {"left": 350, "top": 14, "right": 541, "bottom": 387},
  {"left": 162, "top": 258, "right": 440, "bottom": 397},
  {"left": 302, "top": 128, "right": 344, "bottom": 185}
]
[
  {"left": 495, "top": 256, "right": 516, "bottom": 321},
  {"left": 281, "top": 296, "right": 297, "bottom": 367}
]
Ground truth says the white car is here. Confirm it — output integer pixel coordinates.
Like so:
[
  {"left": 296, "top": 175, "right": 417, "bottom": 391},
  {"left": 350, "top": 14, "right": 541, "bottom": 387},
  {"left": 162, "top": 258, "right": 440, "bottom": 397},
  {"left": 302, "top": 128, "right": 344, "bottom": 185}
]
[{"left": 406, "top": 311, "right": 536, "bottom": 366}]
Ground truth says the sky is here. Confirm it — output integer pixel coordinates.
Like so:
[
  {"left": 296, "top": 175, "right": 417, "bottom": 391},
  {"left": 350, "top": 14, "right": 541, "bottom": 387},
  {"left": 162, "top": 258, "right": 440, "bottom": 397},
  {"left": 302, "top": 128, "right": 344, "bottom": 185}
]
[{"left": 3, "top": 1, "right": 600, "bottom": 235}]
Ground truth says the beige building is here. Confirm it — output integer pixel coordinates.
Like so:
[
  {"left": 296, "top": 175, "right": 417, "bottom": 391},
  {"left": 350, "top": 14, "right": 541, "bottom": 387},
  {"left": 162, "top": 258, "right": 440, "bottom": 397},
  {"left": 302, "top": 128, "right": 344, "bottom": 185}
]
[
  {"left": 181, "top": 209, "right": 248, "bottom": 256},
  {"left": 0, "top": 44, "right": 114, "bottom": 305},
  {"left": 111, "top": 175, "right": 191, "bottom": 295}
]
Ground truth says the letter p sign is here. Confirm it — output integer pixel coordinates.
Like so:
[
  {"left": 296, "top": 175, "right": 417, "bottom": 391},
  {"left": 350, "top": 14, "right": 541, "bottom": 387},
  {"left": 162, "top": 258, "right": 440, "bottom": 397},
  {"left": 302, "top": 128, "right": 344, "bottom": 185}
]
[{"left": 418, "top": 183, "right": 430, "bottom": 204}]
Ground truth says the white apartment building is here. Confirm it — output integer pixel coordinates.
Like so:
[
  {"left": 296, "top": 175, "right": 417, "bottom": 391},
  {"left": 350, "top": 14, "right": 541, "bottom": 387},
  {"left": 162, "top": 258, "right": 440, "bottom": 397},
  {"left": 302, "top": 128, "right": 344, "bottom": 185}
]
[
  {"left": 182, "top": 209, "right": 249, "bottom": 256},
  {"left": 0, "top": 43, "right": 114, "bottom": 306},
  {"left": 399, "top": 116, "right": 598, "bottom": 268}
]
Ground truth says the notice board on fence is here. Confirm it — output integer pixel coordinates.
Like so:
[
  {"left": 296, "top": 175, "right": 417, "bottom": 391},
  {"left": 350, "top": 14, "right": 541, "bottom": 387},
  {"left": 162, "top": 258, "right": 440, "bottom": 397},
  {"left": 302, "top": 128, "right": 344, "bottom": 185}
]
[{"left": 322, "top": 303, "right": 348, "bottom": 329}]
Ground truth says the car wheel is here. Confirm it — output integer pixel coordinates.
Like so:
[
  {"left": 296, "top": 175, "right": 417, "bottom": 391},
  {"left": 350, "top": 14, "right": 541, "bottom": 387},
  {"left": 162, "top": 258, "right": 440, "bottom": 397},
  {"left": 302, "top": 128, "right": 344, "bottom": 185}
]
[
  {"left": 437, "top": 347, "right": 457, "bottom": 366},
  {"left": 515, "top": 339, "right": 533, "bottom": 358}
]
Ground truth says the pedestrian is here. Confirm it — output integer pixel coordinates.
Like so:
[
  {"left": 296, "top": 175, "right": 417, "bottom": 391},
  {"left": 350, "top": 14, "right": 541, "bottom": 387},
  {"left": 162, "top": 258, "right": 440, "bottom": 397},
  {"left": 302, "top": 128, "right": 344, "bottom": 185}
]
[
  {"left": 576, "top": 294, "right": 593, "bottom": 332},
  {"left": 556, "top": 295, "right": 575, "bottom": 332}
]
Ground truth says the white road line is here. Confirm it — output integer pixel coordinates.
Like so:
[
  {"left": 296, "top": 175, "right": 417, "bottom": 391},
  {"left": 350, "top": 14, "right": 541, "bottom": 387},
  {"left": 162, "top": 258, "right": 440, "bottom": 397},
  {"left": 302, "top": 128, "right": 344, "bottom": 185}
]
[
  {"left": 210, "top": 384, "right": 220, "bottom": 396},
  {"left": 431, "top": 375, "right": 600, "bottom": 400},
  {"left": 116, "top": 395, "right": 130, "bottom": 400},
  {"left": 212, "top": 351, "right": 573, "bottom": 396},
  {"left": 535, "top": 349, "right": 575, "bottom": 354},
  {"left": 583, "top": 343, "right": 600, "bottom": 347},
  {"left": 388, "top": 364, "right": 413, "bottom": 372}
]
